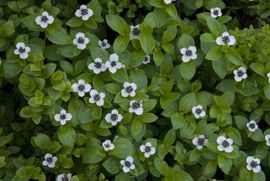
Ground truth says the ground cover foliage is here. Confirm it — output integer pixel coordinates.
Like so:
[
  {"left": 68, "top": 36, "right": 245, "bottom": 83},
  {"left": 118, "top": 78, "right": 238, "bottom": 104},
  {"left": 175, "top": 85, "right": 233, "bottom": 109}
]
[{"left": 0, "top": 0, "right": 270, "bottom": 180}]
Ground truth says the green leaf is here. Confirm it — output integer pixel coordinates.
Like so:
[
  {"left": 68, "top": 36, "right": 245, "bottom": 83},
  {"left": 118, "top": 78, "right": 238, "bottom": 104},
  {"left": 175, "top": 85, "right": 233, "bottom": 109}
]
[
  {"left": 250, "top": 63, "right": 265, "bottom": 76},
  {"left": 0, "top": 134, "right": 13, "bottom": 147},
  {"left": 57, "top": 127, "right": 76, "bottom": 147},
  {"left": 60, "top": 60, "right": 74, "bottom": 74},
  {"left": 153, "top": 8, "right": 170, "bottom": 28},
  {"left": 129, "top": 69, "right": 148, "bottom": 89},
  {"left": 179, "top": 92, "right": 197, "bottom": 113},
  {"left": 205, "top": 16, "right": 223, "bottom": 35},
  {"left": 162, "top": 26, "right": 177, "bottom": 42},
  {"left": 109, "top": 138, "right": 135, "bottom": 158},
  {"left": 106, "top": 15, "right": 129, "bottom": 36},
  {"left": 164, "top": 129, "right": 176, "bottom": 145},
  {"left": 212, "top": 59, "right": 227, "bottom": 78},
  {"left": 263, "top": 84, "right": 270, "bottom": 100},
  {"left": 66, "top": 17, "right": 83, "bottom": 27},
  {"left": 140, "top": 25, "right": 155, "bottom": 54},
  {"left": 214, "top": 96, "right": 231, "bottom": 113},
  {"left": 206, "top": 46, "right": 223, "bottom": 61},
  {"left": 218, "top": 155, "right": 232, "bottom": 174},
  {"left": 171, "top": 113, "right": 186, "bottom": 130},
  {"left": 136, "top": 113, "right": 158, "bottom": 123},
  {"left": 102, "top": 157, "right": 120, "bottom": 174},
  {"left": 180, "top": 61, "right": 196, "bottom": 80},
  {"left": 131, "top": 120, "right": 144, "bottom": 139},
  {"left": 178, "top": 34, "right": 195, "bottom": 48},
  {"left": 113, "top": 36, "right": 130, "bottom": 53},
  {"left": 110, "top": 68, "right": 129, "bottom": 83},
  {"left": 224, "top": 49, "right": 244, "bottom": 66},
  {"left": 46, "top": 26, "right": 70, "bottom": 45}
]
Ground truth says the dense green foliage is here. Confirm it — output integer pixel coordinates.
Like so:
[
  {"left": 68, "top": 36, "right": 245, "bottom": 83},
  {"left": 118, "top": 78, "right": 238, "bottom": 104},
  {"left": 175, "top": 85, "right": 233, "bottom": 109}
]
[{"left": 0, "top": 0, "right": 270, "bottom": 180}]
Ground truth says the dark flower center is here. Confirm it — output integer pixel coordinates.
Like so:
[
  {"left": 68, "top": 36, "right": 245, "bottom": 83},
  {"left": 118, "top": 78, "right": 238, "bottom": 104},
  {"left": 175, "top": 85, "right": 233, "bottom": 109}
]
[
  {"left": 94, "top": 94, "right": 100, "bottom": 101},
  {"left": 60, "top": 114, "right": 66, "bottom": 120},
  {"left": 46, "top": 157, "right": 53, "bottom": 163},
  {"left": 132, "top": 102, "right": 140, "bottom": 109},
  {"left": 105, "top": 143, "right": 111, "bottom": 148},
  {"left": 125, "top": 86, "right": 133, "bottom": 93},
  {"left": 237, "top": 70, "right": 244, "bottom": 77},
  {"left": 95, "top": 62, "right": 102, "bottom": 68},
  {"left": 249, "top": 123, "right": 255, "bottom": 129},
  {"left": 101, "top": 41, "right": 107, "bottom": 47},
  {"left": 125, "top": 161, "right": 131, "bottom": 167},
  {"left": 185, "top": 50, "right": 193, "bottom": 56},
  {"left": 197, "top": 137, "right": 205, "bottom": 146},
  {"left": 81, "top": 8, "right": 88, "bottom": 16},
  {"left": 110, "top": 61, "right": 116, "bottom": 67},
  {"left": 222, "top": 36, "right": 230, "bottom": 44},
  {"left": 110, "top": 114, "right": 118, "bottom": 121},
  {"left": 250, "top": 160, "right": 258, "bottom": 168},
  {"left": 77, "top": 37, "right": 85, "bottom": 44},
  {"left": 18, "top": 47, "right": 25, "bottom": 53},
  {"left": 62, "top": 175, "right": 69, "bottom": 181},
  {"left": 195, "top": 108, "right": 202, "bottom": 115},
  {"left": 145, "top": 146, "right": 151, "bottom": 153},
  {"left": 213, "top": 10, "right": 220, "bottom": 16},
  {"left": 144, "top": 57, "right": 149, "bottom": 62},
  {"left": 78, "top": 84, "right": 85, "bottom": 91},
  {"left": 222, "top": 140, "right": 230, "bottom": 148},
  {"left": 132, "top": 27, "right": 140, "bottom": 36},
  {"left": 41, "top": 16, "right": 48, "bottom": 22}
]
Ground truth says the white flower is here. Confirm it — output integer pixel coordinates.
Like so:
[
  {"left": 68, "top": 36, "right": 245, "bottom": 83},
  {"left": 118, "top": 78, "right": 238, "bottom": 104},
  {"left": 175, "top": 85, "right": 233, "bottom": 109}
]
[
  {"left": 130, "top": 25, "right": 140, "bottom": 40},
  {"left": 192, "top": 135, "right": 208, "bottom": 150},
  {"left": 102, "top": 139, "right": 115, "bottom": 152},
  {"left": 233, "top": 67, "right": 248, "bottom": 82},
  {"left": 143, "top": 55, "right": 151, "bottom": 64},
  {"left": 35, "top": 11, "right": 54, "bottom": 29},
  {"left": 42, "top": 153, "right": 57, "bottom": 168},
  {"left": 120, "top": 156, "right": 135, "bottom": 173},
  {"left": 105, "top": 53, "right": 124, "bottom": 74},
  {"left": 246, "top": 120, "right": 258, "bottom": 132},
  {"left": 105, "top": 109, "right": 123, "bottom": 126},
  {"left": 129, "top": 100, "right": 143, "bottom": 115},
  {"left": 54, "top": 109, "right": 72, "bottom": 125},
  {"left": 210, "top": 7, "right": 222, "bottom": 18},
  {"left": 163, "top": 0, "right": 176, "bottom": 4},
  {"left": 180, "top": 46, "right": 197, "bottom": 63},
  {"left": 75, "top": 5, "right": 93, "bottom": 21},
  {"left": 121, "top": 82, "right": 137, "bottom": 97},
  {"left": 267, "top": 72, "right": 270, "bottom": 83},
  {"left": 246, "top": 156, "right": 261, "bottom": 173},
  {"left": 72, "top": 79, "right": 91, "bottom": 97},
  {"left": 192, "top": 105, "right": 206, "bottom": 119},
  {"left": 56, "top": 173, "right": 71, "bottom": 181},
  {"left": 217, "top": 136, "right": 234, "bottom": 153},
  {"left": 265, "top": 134, "right": 270, "bottom": 147},
  {"left": 98, "top": 39, "right": 110, "bottom": 49},
  {"left": 216, "top": 32, "right": 236, "bottom": 46},
  {"left": 14, "top": 42, "right": 31, "bottom": 59},
  {"left": 89, "top": 89, "right": 105, "bottom": 106},
  {"left": 139, "top": 142, "right": 156, "bottom": 158},
  {"left": 88, "top": 58, "right": 107, "bottom": 74},
  {"left": 73, "top": 32, "right": 89, "bottom": 50}
]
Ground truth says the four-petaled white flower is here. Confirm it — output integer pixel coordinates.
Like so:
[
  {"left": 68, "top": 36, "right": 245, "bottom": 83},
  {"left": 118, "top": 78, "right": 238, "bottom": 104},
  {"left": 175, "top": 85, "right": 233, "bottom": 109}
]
[
  {"left": 75, "top": 5, "right": 93, "bottom": 21},
  {"left": 216, "top": 32, "right": 236, "bottom": 46},
  {"left": 129, "top": 100, "right": 143, "bottom": 115},
  {"left": 102, "top": 139, "right": 115, "bottom": 152},
  {"left": 14, "top": 42, "right": 31, "bottom": 59},
  {"left": 210, "top": 7, "right": 222, "bottom": 18},
  {"left": 233, "top": 67, "right": 247, "bottom": 82},
  {"left": 105, "top": 53, "right": 124, "bottom": 74},
  {"left": 89, "top": 89, "right": 105, "bottom": 106},
  {"left": 246, "top": 120, "right": 258, "bottom": 132},
  {"left": 246, "top": 156, "right": 261, "bottom": 173},
  {"left": 73, "top": 32, "right": 89, "bottom": 50},
  {"left": 265, "top": 134, "right": 270, "bottom": 147},
  {"left": 56, "top": 173, "right": 72, "bottom": 181},
  {"left": 143, "top": 55, "right": 151, "bottom": 64},
  {"left": 163, "top": 0, "right": 176, "bottom": 4},
  {"left": 180, "top": 46, "right": 197, "bottom": 63},
  {"left": 42, "top": 153, "right": 57, "bottom": 168},
  {"left": 35, "top": 11, "right": 54, "bottom": 28},
  {"left": 217, "top": 136, "right": 234, "bottom": 153},
  {"left": 72, "top": 79, "right": 91, "bottom": 97},
  {"left": 105, "top": 109, "right": 123, "bottom": 126},
  {"left": 192, "top": 135, "right": 208, "bottom": 150},
  {"left": 267, "top": 72, "right": 270, "bottom": 83},
  {"left": 192, "top": 105, "right": 206, "bottom": 119},
  {"left": 121, "top": 82, "right": 137, "bottom": 97},
  {"left": 88, "top": 58, "right": 107, "bottom": 74},
  {"left": 130, "top": 25, "right": 140, "bottom": 40},
  {"left": 120, "top": 156, "right": 135, "bottom": 173},
  {"left": 98, "top": 39, "right": 110, "bottom": 49},
  {"left": 54, "top": 109, "right": 72, "bottom": 125},
  {"left": 139, "top": 142, "right": 156, "bottom": 158}
]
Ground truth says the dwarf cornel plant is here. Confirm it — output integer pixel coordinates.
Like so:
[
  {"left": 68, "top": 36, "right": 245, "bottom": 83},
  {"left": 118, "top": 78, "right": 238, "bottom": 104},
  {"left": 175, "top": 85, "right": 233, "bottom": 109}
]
[{"left": 0, "top": 0, "right": 270, "bottom": 180}]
